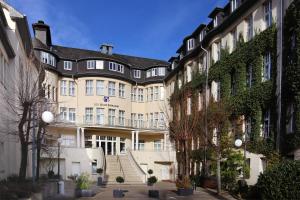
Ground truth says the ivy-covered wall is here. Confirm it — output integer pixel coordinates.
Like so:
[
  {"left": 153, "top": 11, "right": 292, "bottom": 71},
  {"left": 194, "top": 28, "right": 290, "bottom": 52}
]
[
  {"left": 282, "top": 0, "right": 300, "bottom": 153},
  {"left": 170, "top": 26, "right": 277, "bottom": 156}
]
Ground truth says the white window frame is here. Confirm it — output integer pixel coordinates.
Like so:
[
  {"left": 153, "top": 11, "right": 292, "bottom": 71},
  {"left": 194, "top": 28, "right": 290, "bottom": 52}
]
[
  {"left": 246, "top": 14, "right": 254, "bottom": 41},
  {"left": 263, "top": 110, "right": 270, "bottom": 138},
  {"left": 154, "top": 86, "right": 159, "bottom": 100},
  {"left": 69, "top": 81, "right": 75, "bottom": 96},
  {"left": 232, "top": 28, "right": 237, "bottom": 50},
  {"left": 109, "top": 62, "right": 124, "bottom": 73},
  {"left": 131, "top": 87, "right": 137, "bottom": 101},
  {"left": 146, "top": 70, "right": 151, "bottom": 78},
  {"left": 213, "top": 16, "right": 218, "bottom": 28},
  {"left": 87, "top": 60, "right": 96, "bottom": 69},
  {"left": 187, "top": 97, "right": 191, "bottom": 115},
  {"left": 96, "top": 108, "right": 105, "bottom": 125},
  {"left": 85, "top": 80, "right": 93, "bottom": 96},
  {"left": 264, "top": 0, "right": 272, "bottom": 28},
  {"left": 119, "top": 110, "right": 125, "bottom": 126},
  {"left": 158, "top": 67, "right": 166, "bottom": 76},
  {"left": 64, "top": 61, "right": 72, "bottom": 70},
  {"left": 69, "top": 108, "right": 76, "bottom": 122},
  {"left": 60, "top": 107, "right": 67, "bottom": 120},
  {"left": 96, "top": 80, "right": 104, "bottom": 96},
  {"left": 137, "top": 114, "right": 143, "bottom": 128},
  {"left": 187, "top": 38, "right": 195, "bottom": 51},
  {"left": 85, "top": 107, "right": 93, "bottom": 123},
  {"left": 133, "top": 69, "right": 141, "bottom": 78},
  {"left": 154, "top": 140, "right": 162, "bottom": 151},
  {"left": 108, "top": 81, "right": 116, "bottom": 96},
  {"left": 60, "top": 80, "right": 67, "bottom": 96},
  {"left": 119, "top": 83, "right": 125, "bottom": 98},
  {"left": 262, "top": 52, "right": 271, "bottom": 81},
  {"left": 160, "top": 86, "right": 164, "bottom": 100},
  {"left": 138, "top": 88, "right": 144, "bottom": 102},
  {"left": 108, "top": 109, "right": 116, "bottom": 126}
]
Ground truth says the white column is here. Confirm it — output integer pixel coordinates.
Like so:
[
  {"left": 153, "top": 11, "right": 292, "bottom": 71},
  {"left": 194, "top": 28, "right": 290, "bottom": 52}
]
[
  {"left": 92, "top": 135, "right": 96, "bottom": 148},
  {"left": 81, "top": 128, "right": 85, "bottom": 148},
  {"left": 164, "top": 132, "right": 167, "bottom": 150},
  {"left": 135, "top": 131, "right": 139, "bottom": 150},
  {"left": 131, "top": 131, "right": 135, "bottom": 150},
  {"left": 76, "top": 127, "right": 80, "bottom": 148}
]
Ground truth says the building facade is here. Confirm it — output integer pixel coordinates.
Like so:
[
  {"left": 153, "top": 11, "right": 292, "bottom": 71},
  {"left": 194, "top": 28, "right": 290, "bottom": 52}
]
[
  {"left": 165, "top": 0, "right": 295, "bottom": 185},
  {"left": 32, "top": 21, "right": 176, "bottom": 182}
]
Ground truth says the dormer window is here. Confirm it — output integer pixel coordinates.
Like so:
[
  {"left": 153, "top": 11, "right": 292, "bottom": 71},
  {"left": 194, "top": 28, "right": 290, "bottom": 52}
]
[
  {"left": 264, "top": 0, "right": 272, "bottom": 28},
  {"left": 213, "top": 16, "right": 218, "bottom": 28},
  {"left": 199, "top": 31, "right": 205, "bottom": 42},
  {"left": 87, "top": 60, "right": 96, "bottom": 69},
  {"left": 133, "top": 69, "right": 141, "bottom": 78},
  {"left": 64, "top": 61, "right": 72, "bottom": 70},
  {"left": 146, "top": 67, "right": 165, "bottom": 78},
  {"left": 231, "top": 0, "right": 240, "bottom": 12},
  {"left": 41, "top": 51, "right": 56, "bottom": 67},
  {"left": 109, "top": 62, "right": 124, "bottom": 73},
  {"left": 187, "top": 38, "right": 195, "bottom": 51}
]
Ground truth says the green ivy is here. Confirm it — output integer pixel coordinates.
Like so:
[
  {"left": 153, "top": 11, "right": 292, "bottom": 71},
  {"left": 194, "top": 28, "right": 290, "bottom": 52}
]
[{"left": 170, "top": 25, "right": 277, "bottom": 156}]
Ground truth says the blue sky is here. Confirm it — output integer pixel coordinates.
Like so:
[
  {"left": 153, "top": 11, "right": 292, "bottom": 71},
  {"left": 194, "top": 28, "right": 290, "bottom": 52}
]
[{"left": 7, "top": 0, "right": 227, "bottom": 60}]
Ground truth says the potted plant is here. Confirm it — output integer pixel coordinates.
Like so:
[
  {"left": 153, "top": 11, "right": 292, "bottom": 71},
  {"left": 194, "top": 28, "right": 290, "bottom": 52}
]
[
  {"left": 113, "top": 176, "right": 125, "bottom": 198},
  {"left": 176, "top": 176, "right": 193, "bottom": 196},
  {"left": 75, "top": 173, "right": 94, "bottom": 197},
  {"left": 147, "top": 171, "right": 159, "bottom": 198},
  {"left": 96, "top": 168, "right": 103, "bottom": 186}
]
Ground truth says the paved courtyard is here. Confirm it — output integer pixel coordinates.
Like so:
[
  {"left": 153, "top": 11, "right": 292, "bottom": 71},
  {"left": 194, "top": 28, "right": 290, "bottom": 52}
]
[{"left": 80, "top": 182, "right": 235, "bottom": 200}]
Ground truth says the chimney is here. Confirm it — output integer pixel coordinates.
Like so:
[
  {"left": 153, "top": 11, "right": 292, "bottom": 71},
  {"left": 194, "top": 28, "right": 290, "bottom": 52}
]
[
  {"left": 100, "top": 43, "right": 114, "bottom": 55},
  {"left": 32, "top": 20, "right": 52, "bottom": 46}
]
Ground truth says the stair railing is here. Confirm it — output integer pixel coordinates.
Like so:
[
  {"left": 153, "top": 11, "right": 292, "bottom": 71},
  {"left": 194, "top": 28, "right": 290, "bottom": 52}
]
[
  {"left": 116, "top": 154, "right": 125, "bottom": 179},
  {"left": 127, "top": 148, "right": 147, "bottom": 183}
]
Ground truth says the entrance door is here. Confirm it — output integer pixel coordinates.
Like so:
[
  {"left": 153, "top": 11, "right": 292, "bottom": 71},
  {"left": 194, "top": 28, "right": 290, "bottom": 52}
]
[
  {"left": 96, "top": 136, "right": 117, "bottom": 155},
  {"left": 161, "top": 165, "right": 170, "bottom": 180}
]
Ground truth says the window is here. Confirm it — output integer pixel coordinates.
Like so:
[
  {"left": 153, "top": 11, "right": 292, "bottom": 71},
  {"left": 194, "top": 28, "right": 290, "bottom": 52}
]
[
  {"left": 131, "top": 87, "right": 137, "bottom": 101},
  {"left": 160, "top": 86, "right": 164, "bottom": 100},
  {"left": 187, "top": 97, "right": 191, "bottom": 115},
  {"left": 52, "top": 86, "right": 56, "bottom": 101},
  {"left": 60, "top": 80, "right": 67, "bottom": 96},
  {"left": 138, "top": 140, "right": 145, "bottom": 150},
  {"left": 158, "top": 67, "right": 166, "bottom": 76},
  {"left": 146, "top": 70, "right": 151, "bottom": 78},
  {"left": 150, "top": 87, "right": 153, "bottom": 101},
  {"left": 85, "top": 135, "right": 92, "bottom": 148},
  {"left": 187, "top": 65, "right": 192, "bottom": 82},
  {"left": 146, "top": 88, "right": 148, "bottom": 101},
  {"left": 109, "top": 62, "right": 124, "bottom": 73},
  {"left": 187, "top": 38, "right": 195, "bottom": 51},
  {"left": 154, "top": 112, "right": 159, "bottom": 128},
  {"left": 133, "top": 69, "right": 141, "bottom": 78},
  {"left": 154, "top": 140, "right": 162, "bottom": 151},
  {"left": 154, "top": 86, "right": 159, "bottom": 100},
  {"left": 137, "top": 114, "right": 143, "bottom": 128},
  {"left": 150, "top": 113, "right": 154, "bottom": 127},
  {"left": 264, "top": 0, "right": 272, "bottom": 28},
  {"left": 119, "top": 83, "right": 125, "bottom": 98},
  {"left": 286, "top": 103, "right": 295, "bottom": 134},
  {"left": 231, "top": 70, "right": 236, "bottom": 96},
  {"left": 64, "top": 61, "right": 72, "bottom": 70},
  {"left": 87, "top": 60, "right": 96, "bottom": 69},
  {"left": 199, "top": 30, "right": 205, "bottom": 42},
  {"left": 85, "top": 80, "right": 93, "bottom": 96},
  {"left": 108, "top": 109, "right": 115, "bottom": 125},
  {"left": 91, "top": 160, "right": 97, "bottom": 174},
  {"left": 96, "top": 80, "right": 104, "bottom": 96},
  {"left": 246, "top": 64, "right": 253, "bottom": 88},
  {"left": 60, "top": 107, "right": 67, "bottom": 120},
  {"left": 138, "top": 88, "right": 144, "bottom": 102},
  {"left": 131, "top": 113, "right": 137, "bottom": 127},
  {"left": 231, "top": 0, "right": 240, "bottom": 12},
  {"left": 232, "top": 28, "right": 237, "bottom": 50},
  {"left": 69, "top": 81, "right": 75, "bottom": 96},
  {"left": 85, "top": 108, "right": 93, "bottom": 123},
  {"left": 69, "top": 108, "right": 76, "bottom": 122},
  {"left": 119, "top": 110, "right": 125, "bottom": 126},
  {"left": 245, "top": 117, "right": 251, "bottom": 140},
  {"left": 152, "top": 68, "right": 158, "bottom": 76},
  {"left": 263, "top": 110, "right": 270, "bottom": 138},
  {"left": 216, "top": 42, "right": 221, "bottom": 61},
  {"left": 198, "top": 92, "right": 203, "bottom": 111},
  {"left": 213, "top": 16, "right": 218, "bottom": 28},
  {"left": 246, "top": 14, "right": 253, "bottom": 41},
  {"left": 159, "top": 112, "right": 164, "bottom": 127},
  {"left": 108, "top": 81, "right": 115, "bottom": 96},
  {"left": 96, "top": 108, "right": 105, "bottom": 125},
  {"left": 262, "top": 52, "right": 271, "bottom": 81},
  {"left": 61, "top": 135, "right": 76, "bottom": 147},
  {"left": 41, "top": 51, "right": 56, "bottom": 67}
]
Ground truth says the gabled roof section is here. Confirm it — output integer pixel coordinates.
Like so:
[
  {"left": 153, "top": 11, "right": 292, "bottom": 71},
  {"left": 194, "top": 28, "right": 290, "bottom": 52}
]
[
  {"left": 14, "top": 16, "right": 32, "bottom": 57},
  {"left": 208, "top": 7, "right": 223, "bottom": 18},
  {"left": 0, "top": 4, "right": 15, "bottom": 58}
]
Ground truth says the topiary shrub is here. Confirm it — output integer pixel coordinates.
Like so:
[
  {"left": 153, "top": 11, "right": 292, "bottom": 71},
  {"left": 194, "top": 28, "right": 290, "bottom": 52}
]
[{"left": 256, "top": 160, "right": 300, "bottom": 200}]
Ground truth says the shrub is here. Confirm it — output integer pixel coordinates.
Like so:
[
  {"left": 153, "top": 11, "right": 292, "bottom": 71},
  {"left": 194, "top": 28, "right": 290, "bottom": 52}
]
[
  {"left": 147, "top": 169, "right": 153, "bottom": 175},
  {"left": 116, "top": 176, "right": 124, "bottom": 184},
  {"left": 176, "top": 176, "right": 192, "bottom": 189},
  {"left": 96, "top": 168, "right": 103, "bottom": 174},
  {"left": 256, "top": 160, "right": 300, "bottom": 200},
  {"left": 76, "top": 173, "right": 90, "bottom": 190},
  {"left": 48, "top": 170, "right": 55, "bottom": 178},
  {"left": 7, "top": 174, "right": 19, "bottom": 182},
  {"left": 147, "top": 176, "right": 157, "bottom": 185}
]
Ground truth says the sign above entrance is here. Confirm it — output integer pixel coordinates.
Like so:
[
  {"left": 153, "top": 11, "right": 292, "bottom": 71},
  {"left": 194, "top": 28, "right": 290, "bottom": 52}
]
[{"left": 93, "top": 103, "right": 119, "bottom": 108}]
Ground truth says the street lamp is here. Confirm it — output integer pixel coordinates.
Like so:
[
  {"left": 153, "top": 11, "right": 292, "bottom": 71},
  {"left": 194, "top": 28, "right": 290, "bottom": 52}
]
[
  {"left": 234, "top": 138, "right": 247, "bottom": 180},
  {"left": 42, "top": 111, "right": 54, "bottom": 124}
]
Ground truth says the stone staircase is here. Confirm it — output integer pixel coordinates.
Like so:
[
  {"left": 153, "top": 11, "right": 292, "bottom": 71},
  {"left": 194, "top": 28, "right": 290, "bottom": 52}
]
[{"left": 105, "top": 155, "right": 143, "bottom": 185}]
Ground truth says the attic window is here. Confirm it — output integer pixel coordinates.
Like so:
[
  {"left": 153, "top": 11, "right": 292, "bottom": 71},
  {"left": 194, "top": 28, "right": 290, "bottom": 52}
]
[
  {"left": 133, "top": 69, "right": 141, "bottom": 78},
  {"left": 187, "top": 38, "right": 195, "bottom": 51},
  {"left": 213, "top": 16, "right": 218, "bottom": 27},
  {"left": 199, "top": 31, "right": 205, "bottom": 42},
  {"left": 231, "top": 0, "right": 240, "bottom": 12}
]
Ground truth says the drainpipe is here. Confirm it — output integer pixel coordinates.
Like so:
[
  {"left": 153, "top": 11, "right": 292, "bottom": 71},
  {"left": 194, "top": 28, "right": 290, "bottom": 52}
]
[{"left": 200, "top": 44, "right": 209, "bottom": 177}]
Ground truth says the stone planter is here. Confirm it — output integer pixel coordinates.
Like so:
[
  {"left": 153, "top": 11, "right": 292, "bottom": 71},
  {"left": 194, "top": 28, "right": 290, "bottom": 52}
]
[
  {"left": 97, "top": 177, "right": 103, "bottom": 186},
  {"left": 177, "top": 188, "right": 193, "bottom": 196},
  {"left": 148, "top": 190, "right": 159, "bottom": 198},
  {"left": 113, "top": 189, "right": 124, "bottom": 198},
  {"left": 75, "top": 189, "right": 94, "bottom": 197},
  {"left": 32, "top": 192, "right": 43, "bottom": 200}
]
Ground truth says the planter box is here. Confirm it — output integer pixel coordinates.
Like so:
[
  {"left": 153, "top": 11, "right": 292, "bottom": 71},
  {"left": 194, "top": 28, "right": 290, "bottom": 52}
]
[
  {"left": 97, "top": 177, "right": 103, "bottom": 186},
  {"left": 148, "top": 190, "right": 159, "bottom": 198},
  {"left": 32, "top": 192, "right": 42, "bottom": 200},
  {"left": 177, "top": 188, "right": 193, "bottom": 196},
  {"left": 113, "top": 190, "right": 124, "bottom": 198},
  {"left": 202, "top": 177, "right": 217, "bottom": 189},
  {"left": 75, "top": 189, "right": 94, "bottom": 197}
]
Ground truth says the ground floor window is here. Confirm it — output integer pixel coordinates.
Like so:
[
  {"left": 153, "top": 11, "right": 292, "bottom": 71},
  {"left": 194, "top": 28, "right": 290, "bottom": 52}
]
[
  {"left": 138, "top": 140, "right": 145, "bottom": 150},
  {"left": 61, "top": 135, "right": 76, "bottom": 147},
  {"left": 154, "top": 140, "right": 162, "bottom": 151},
  {"left": 91, "top": 160, "right": 97, "bottom": 174},
  {"left": 85, "top": 135, "right": 92, "bottom": 148}
]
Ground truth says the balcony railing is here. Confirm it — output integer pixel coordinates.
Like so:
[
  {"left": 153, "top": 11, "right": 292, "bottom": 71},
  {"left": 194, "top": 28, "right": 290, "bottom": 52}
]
[{"left": 55, "top": 116, "right": 167, "bottom": 130}]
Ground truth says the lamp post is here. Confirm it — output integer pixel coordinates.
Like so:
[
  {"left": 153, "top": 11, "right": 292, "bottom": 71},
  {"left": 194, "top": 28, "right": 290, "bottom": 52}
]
[{"left": 235, "top": 138, "right": 246, "bottom": 180}]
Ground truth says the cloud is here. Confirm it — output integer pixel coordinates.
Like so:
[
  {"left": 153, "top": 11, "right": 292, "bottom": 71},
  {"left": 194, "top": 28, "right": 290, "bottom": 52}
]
[{"left": 6, "top": 0, "right": 96, "bottom": 50}]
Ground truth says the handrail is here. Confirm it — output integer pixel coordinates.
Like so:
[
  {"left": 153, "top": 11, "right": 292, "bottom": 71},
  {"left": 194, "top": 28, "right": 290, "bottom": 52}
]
[
  {"left": 116, "top": 154, "right": 125, "bottom": 179},
  {"left": 127, "top": 148, "right": 147, "bottom": 183}
]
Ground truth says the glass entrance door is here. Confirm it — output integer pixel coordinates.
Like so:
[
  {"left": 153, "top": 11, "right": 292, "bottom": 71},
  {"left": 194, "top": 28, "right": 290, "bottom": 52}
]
[{"left": 96, "top": 136, "right": 117, "bottom": 155}]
